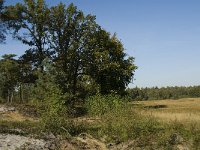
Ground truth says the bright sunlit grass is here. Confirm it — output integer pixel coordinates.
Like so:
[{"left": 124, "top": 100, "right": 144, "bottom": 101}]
[{"left": 135, "top": 98, "right": 200, "bottom": 123}]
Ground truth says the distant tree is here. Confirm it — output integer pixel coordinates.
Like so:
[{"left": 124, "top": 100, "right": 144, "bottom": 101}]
[
  {"left": 17, "top": 54, "right": 38, "bottom": 102},
  {"left": 128, "top": 86, "right": 200, "bottom": 101},
  {"left": 0, "top": 54, "right": 19, "bottom": 103},
  {"left": 0, "top": 71, "right": 6, "bottom": 101}
]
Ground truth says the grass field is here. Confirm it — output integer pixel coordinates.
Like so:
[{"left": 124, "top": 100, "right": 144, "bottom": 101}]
[{"left": 134, "top": 98, "right": 200, "bottom": 123}]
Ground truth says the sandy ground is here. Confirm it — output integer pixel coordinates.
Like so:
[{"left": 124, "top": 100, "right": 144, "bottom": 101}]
[{"left": 0, "top": 134, "right": 48, "bottom": 150}]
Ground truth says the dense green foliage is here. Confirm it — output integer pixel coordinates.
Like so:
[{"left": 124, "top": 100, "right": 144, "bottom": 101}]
[
  {"left": 85, "top": 94, "right": 126, "bottom": 116},
  {"left": 127, "top": 86, "right": 200, "bottom": 100},
  {"left": 0, "top": 0, "right": 137, "bottom": 105},
  {"left": 0, "top": 54, "right": 19, "bottom": 102}
]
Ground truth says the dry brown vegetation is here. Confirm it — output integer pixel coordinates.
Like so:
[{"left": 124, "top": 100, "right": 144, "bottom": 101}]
[
  {"left": 0, "top": 105, "right": 36, "bottom": 122},
  {"left": 134, "top": 98, "right": 200, "bottom": 123}
]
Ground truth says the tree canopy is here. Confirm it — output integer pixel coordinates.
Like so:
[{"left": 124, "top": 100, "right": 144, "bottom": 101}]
[
  {"left": 0, "top": 0, "right": 6, "bottom": 43},
  {"left": 5, "top": 0, "right": 50, "bottom": 70},
  {"left": 1, "top": 0, "right": 137, "bottom": 104}
]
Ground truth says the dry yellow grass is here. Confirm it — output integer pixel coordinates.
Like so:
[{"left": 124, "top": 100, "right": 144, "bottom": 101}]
[
  {"left": 0, "top": 111, "right": 36, "bottom": 122},
  {"left": 134, "top": 98, "right": 200, "bottom": 123}
]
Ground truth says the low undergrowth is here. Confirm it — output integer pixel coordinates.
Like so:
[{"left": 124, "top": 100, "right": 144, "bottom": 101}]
[
  {"left": 0, "top": 120, "right": 41, "bottom": 136},
  {"left": 0, "top": 95, "right": 200, "bottom": 149},
  {"left": 86, "top": 107, "right": 200, "bottom": 149},
  {"left": 84, "top": 95, "right": 200, "bottom": 149}
]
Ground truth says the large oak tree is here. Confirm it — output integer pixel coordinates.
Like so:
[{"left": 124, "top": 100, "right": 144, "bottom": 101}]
[{"left": 2, "top": 0, "right": 137, "bottom": 104}]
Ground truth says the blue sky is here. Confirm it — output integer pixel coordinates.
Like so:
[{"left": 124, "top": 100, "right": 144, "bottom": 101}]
[{"left": 1, "top": 0, "right": 200, "bottom": 88}]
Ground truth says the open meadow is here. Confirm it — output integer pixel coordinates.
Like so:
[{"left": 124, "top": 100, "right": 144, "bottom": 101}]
[{"left": 134, "top": 98, "right": 200, "bottom": 123}]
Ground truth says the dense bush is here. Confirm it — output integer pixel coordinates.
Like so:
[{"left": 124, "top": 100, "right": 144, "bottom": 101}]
[{"left": 85, "top": 94, "right": 126, "bottom": 116}]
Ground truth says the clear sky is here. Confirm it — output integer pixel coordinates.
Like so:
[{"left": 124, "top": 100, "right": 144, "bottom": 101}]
[{"left": 1, "top": 0, "right": 200, "bottom": 88}]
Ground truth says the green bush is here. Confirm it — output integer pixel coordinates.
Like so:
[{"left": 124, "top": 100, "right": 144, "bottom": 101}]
[
  {"left": 85, "top": 94, "right": 126, "bottom": 116},
  {"left": 39, "top": 83, "right": 70, "bottom": 135},
  {"left": 98, "top": 108, "right": 163, "bottom": 143}
]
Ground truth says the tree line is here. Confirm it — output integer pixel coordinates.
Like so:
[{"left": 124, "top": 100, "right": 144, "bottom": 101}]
[
  {"left": 127, "top": 86, "right": 200, "bottom": 100},
  {"left": 0, "top": 0, "right": 137, "bottom": 105}
]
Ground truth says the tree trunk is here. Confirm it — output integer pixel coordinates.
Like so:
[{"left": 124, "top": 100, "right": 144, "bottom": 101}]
[
  {"left": 7, "top": 90, "right": 10, "bottom": 103},
  {"left": 10, "top": 92, "right": 13, "bottom": 103},
  {"left": 19, "top": 83, "right": 24, "bottom": 103},
  {"left": 72, "top": 62, "right": 79, "bottom": 96}
]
